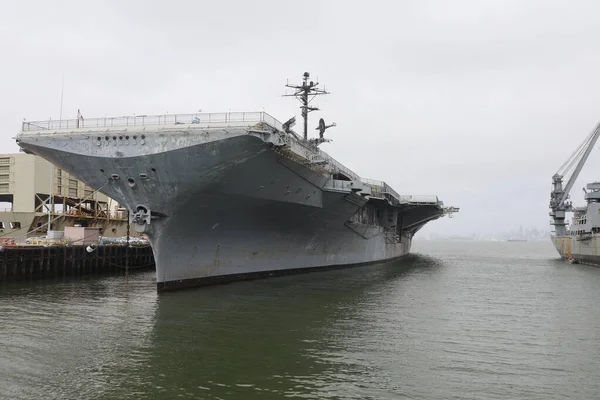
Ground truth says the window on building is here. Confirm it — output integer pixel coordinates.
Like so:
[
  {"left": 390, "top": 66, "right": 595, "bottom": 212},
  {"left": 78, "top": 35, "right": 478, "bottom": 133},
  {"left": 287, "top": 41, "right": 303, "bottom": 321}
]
[
  {"left": 0, "top": 183, "right": 8, "bottom": 193},
  {"left": 10, "top": 221, "right": 21, "bottom": 229}
]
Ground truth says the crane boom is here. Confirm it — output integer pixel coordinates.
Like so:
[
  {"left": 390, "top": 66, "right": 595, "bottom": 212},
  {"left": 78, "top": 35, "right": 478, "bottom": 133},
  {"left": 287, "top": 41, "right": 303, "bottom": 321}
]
[
  {"left": 550, "top": 120, "right": 600, "bottom": 236},
  {"left": 558, "top": 123, "right": 600, "bottom": 207}
]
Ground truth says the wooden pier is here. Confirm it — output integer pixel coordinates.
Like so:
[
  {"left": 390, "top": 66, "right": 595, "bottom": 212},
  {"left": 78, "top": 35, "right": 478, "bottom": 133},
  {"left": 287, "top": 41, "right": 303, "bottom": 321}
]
[{"left": 0, "top": 244, "right": 155, "bottom": 283}]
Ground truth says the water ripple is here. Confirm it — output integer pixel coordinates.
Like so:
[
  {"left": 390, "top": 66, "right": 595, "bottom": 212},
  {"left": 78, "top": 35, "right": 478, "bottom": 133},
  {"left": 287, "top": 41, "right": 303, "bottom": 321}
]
[{"left": 1, "top": 241, "right": 600, "bottom": 399}]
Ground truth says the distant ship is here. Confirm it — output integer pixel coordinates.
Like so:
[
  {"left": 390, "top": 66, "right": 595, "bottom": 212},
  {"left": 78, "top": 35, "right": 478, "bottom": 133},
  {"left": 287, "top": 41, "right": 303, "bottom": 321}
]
[
  {"left": 15, "top": 72, "right": 458, "bottom": 291},
  {"left": 506, "top": 238, "right": 528, "bottom": 242},
  {"left": 550, "top": 119, "right": 600, "bottom": 265}
]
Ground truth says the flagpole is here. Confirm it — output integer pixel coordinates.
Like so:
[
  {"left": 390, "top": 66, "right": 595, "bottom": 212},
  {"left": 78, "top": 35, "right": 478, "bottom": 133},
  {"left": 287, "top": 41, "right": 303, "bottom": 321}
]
[
  {"left": 50, "top": 74, "right": 63, "bottom": 233},
  {"left": 48, "top": 164, "right": 53, "bottom": 235},
  {"left": 58, "top": 75, "right": 64, "bottom": 129}
]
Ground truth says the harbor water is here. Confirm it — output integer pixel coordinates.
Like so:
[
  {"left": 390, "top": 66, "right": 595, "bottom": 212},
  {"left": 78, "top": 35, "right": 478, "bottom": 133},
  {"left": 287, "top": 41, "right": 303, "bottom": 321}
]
[{"left": 1, "top": 240, "right": 600, "bottom": 399}]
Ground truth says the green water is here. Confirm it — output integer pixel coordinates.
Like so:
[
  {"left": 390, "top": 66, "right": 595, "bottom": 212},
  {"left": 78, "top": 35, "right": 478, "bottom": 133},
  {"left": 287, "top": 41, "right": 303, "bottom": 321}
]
[{"left": 1, "top": 240, "right": 600, "bottom": 399}]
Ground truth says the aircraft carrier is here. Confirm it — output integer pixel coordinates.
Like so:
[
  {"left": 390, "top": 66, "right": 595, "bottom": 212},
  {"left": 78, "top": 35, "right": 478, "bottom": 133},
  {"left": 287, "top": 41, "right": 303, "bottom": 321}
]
[
  {"left": 15, "top": 72, "right": 458, "bottom": 291},
  {"left": 550, "top": 119, "right": 600, "bottom": 265}
]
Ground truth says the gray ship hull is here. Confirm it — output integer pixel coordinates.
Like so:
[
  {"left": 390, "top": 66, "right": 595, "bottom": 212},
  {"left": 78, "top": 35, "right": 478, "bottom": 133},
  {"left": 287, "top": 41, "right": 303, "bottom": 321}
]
[
  {"left": 154, "top": 195, "right": 411, "bottom": 288},
  {"left": 16, "top": 112, "right": 453, "bottom": 290},
  {"left": 154, "top": 194, "right": 412, "bottom": 290},
  {"left": 551, "top": 235, "right": 600, "bottom": 265}
]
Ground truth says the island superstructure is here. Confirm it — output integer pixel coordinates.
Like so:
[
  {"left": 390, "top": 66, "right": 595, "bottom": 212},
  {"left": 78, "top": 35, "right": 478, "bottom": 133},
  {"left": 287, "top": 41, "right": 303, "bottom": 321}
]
[
  {"left": 550, "top": 118, "right": 600, "bottom": 264},
  {"left": 15, "top": 72, "right": 458, "bottom": 291}
]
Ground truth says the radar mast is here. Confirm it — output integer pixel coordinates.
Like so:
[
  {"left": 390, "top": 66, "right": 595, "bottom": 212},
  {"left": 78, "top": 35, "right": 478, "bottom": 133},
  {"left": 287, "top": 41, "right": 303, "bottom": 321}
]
[{"left": 283, "top": 72, "right": 334, "bottom": 141}]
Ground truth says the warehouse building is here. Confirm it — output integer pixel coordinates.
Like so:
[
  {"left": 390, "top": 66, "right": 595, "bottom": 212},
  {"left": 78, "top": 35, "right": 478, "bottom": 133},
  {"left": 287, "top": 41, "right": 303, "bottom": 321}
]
[{"left": 0, "top": 153, "right": 130, "bottom": 243}]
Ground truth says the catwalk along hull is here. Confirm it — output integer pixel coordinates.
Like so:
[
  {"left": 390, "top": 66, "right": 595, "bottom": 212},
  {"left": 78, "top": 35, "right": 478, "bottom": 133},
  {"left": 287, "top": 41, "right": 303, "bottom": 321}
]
[
  {"left": 16, "top": 112, "right": 454, "bottom": 290},
  {"left": 551, "top": 235, "right": 600, "bottom": 265}
]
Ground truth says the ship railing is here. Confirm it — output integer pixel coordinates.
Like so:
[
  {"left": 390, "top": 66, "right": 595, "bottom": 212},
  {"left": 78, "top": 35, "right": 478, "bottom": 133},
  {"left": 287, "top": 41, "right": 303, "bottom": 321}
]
[
  {"left": 360, "top": 179, "right": 441, "bottom": 206},
  {"left": 283, "top": 136, "right": 362, "bottom": 181},
  {"left": 284, "top": 138, "right": 316, "bottom": 162},
  {"left": 21, "top": 111, "right": 284, "bottom": 132},
  {"left": 550, "top": 218, "right": 570, "bottom": 225},
  {"left": 360, "top": 178, "right": 401, "bottom": 203},
  {"left": 398, "top": 195, "right": 441, "bottom": 204},
  {"left": 319, "top": 150, "right": 362, "bottom": 181},
  {"left": 361, "top": 178, "right": 385, "bottom": 187}
]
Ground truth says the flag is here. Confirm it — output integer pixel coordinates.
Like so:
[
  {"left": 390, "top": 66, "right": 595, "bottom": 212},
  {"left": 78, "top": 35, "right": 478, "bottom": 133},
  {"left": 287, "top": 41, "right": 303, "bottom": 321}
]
[{"left": 77, "top": 109, "right": 84, "bottom": 120}]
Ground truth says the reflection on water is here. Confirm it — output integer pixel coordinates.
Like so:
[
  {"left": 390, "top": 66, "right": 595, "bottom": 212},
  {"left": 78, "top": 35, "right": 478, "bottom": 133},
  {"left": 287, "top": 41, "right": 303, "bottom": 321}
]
[
  {"left": 2, "top": 241, "right": 600, "bottom": 399},
  {"left": 148, "top": 257, "right": 429, "bottom": 399}
]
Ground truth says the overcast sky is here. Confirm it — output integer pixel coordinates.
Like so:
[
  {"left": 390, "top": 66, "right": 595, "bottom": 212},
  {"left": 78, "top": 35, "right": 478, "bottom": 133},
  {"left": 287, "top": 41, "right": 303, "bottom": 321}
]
[{"left": 2, "top": 0, "right": 600, "bottom": 236}]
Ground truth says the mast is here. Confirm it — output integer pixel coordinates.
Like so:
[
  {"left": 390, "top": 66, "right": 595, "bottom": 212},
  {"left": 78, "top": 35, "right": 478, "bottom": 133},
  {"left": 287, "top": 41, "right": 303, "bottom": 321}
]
[{"left": 283, "top": 72, "right": 330, "bottom": 141}]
